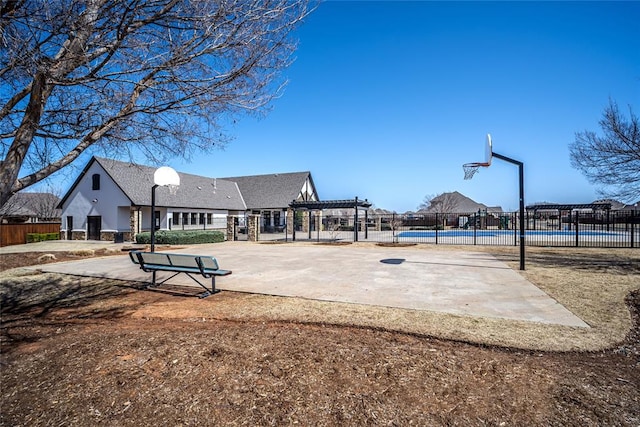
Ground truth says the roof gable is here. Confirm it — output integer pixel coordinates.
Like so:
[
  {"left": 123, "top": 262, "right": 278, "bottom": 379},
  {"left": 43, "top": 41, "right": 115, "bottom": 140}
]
[
  {"left": 94, "top": 157, "right": 246, "bottom": 210},
  {"left": 58, "top": 157, "right": 246, "bottom": 211},
  {"left": 221, "top": 171, "right": 316, "bottom": 209},
  {"left": 60, "top": 157, "right": 319, "bottom": 211}
]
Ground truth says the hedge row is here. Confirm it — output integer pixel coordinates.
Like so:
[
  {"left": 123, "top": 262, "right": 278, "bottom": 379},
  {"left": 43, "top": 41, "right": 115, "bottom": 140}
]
[
  {"left": 27, "top": 232, "right": 60, "bottom": 243},
  {"left": 135, "top": 230, "right": 225, "bottom": 245}
]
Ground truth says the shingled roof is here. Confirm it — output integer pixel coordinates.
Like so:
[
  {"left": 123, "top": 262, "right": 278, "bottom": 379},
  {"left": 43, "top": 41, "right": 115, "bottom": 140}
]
[
  {"left": 1, "top": 192, "right": 61, "bottom": 219},
  {"left": 220, "top": 172, "right": 315, "bottom": 210},
  {"left": 60, "top": 157, "right": 247, "bottom": 211}
]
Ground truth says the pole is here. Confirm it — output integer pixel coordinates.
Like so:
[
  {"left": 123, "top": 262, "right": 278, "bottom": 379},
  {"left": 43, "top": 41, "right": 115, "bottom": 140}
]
[
  {"left": 518, "top": 161, "right": 525, "bottom": 271},
  {"left": 354, "top": 196, "right": 359, "bottom": 242},
  {"left": 150, "top": 184, "right": 158, "bottom": 252},
  {"left": 492, "top": 152, "right": 525, "bottom": 270}
]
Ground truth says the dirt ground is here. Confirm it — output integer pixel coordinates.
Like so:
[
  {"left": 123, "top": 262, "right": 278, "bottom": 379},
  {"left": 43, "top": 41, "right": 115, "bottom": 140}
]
[{"left": 1, "top": 246, "right": 639, "bottom": 426}]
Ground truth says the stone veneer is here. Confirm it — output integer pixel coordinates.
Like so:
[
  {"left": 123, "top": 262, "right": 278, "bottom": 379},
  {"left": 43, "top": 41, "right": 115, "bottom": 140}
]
[
  {"left": 71, "top": 230, "right": 86, "bottom": 240},
  {"left": 247, "top": 214, "right": 260, "bottom": 242},
  {"left": 226, "top": 216, "right": 235, "bottom": 241}
]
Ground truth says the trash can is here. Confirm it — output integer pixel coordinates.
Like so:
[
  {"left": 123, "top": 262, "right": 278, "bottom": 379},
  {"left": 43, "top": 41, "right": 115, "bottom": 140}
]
[{"left": 114, "top": 232, "right": 124, "bottom": 243}]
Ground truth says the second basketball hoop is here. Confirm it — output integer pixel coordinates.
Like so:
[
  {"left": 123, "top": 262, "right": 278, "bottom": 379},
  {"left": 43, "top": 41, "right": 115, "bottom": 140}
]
[{"left": 463, "top": 133, "right": 493, "bottom": 180}]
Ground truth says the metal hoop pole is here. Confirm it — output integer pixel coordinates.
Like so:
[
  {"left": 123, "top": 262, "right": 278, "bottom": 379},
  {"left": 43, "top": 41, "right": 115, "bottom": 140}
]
[
  {"left": 150, "top": 184, "right": 158, "bottom": 252},
  {"left": 492, "top": 152, "right": 525, "bottom": 270}
]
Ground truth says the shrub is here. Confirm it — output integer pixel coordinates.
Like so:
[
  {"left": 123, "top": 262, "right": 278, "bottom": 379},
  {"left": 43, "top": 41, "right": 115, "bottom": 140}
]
[
  {"left": 26, "top": 232, "right": 60, "bottom": 243},
  {"left": 135, "top": 230, "right": 225, "bottom": 245}
]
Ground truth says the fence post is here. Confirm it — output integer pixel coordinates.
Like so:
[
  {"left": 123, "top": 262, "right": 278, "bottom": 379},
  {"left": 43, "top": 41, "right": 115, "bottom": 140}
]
[
  {"left": 575, "top": 211, "right": 580, "bottom": 247},
  {"left": 473, "top": 212, "right": 477, "bottom": 245},
  {"left": 631, "top": 211, "right": 635, "bottom": 248},
  {"left": 512, "top": 212, "right": 516, "bottom": 246},
  {"left": 435, "top": 213, "right": 439, "bottom": 245},
  {"left": 364, "top": 209, "right": 368, "bottom": 240},
  {"left": 354, "top": 198, "right": 359, "bottom": 242}
]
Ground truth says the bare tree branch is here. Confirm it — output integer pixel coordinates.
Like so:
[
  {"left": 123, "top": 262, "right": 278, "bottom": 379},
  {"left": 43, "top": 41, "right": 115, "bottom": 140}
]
[
  {"left": 570, "top": 99, "right": 640, "bottom": 202},
  {"left": 0, "top": 0, "right": 314, "bottom": 205}
]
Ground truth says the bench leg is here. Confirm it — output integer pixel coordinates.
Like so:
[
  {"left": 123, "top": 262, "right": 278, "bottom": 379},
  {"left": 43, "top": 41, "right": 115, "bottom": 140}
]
[
  {"left": 196, "top": 275, "right": 221, "bottom": 299},
  {"left": 177, "top": 273, "right": 221, "bottom": 298},
  {"left": 141, "top": 271, "right": 222, "bottom": 298}
]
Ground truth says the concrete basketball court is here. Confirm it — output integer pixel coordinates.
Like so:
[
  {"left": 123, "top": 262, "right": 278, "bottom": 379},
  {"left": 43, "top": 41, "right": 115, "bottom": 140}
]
[{"left": 22, "top": 241, "right": 588, "bottom": 327}]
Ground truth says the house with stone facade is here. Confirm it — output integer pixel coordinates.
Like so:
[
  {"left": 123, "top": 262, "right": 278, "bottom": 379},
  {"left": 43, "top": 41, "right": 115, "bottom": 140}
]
[{"left": 57, "top": 156, "right": 318, "bottom": 241}]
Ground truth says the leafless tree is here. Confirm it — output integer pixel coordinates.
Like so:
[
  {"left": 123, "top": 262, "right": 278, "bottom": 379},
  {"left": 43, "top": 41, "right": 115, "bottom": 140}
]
[
  {"left": 0, "top": 0, "right": 314, "bottom": 206},
  {"left": 325, "top": 219, "right": 342, "bottom": 242},
  {"left": 0, "top": 188, "right": 60, "bottom": 222},
  {"left": 30, "top": 188, "right": 62, "bottom": 220},
  {"left": 570, "top": 100, "right": 640, "bottom": 202},
  {"left": 388, "top": 213, "right": 403, "bottom": 243}
]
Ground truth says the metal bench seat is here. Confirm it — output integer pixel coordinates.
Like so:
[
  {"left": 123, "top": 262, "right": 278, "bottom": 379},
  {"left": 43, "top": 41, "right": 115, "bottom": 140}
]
[{"left": 130, "top": 251, "right": 231, "bottom": 298}]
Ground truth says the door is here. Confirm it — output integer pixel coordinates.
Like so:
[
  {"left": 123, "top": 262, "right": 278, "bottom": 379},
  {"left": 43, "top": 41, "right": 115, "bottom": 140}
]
[
  {"left": 87, "top": 216, "right": 101, "bottom": 240},
  {"left": 66, "top": 216, "right": 73, "bottom": 240}
]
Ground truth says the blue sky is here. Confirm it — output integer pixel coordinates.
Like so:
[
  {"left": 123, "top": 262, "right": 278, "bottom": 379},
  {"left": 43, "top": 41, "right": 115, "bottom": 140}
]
[{"left": 56, "top": 1, "right": 640, "bottom": 212}]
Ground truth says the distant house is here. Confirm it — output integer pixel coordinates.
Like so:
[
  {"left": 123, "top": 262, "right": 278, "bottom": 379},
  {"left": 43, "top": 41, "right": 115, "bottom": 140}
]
[
  {"left": 418, "top": 191, "right": 503, "bottom": 215},
  {"left": 0, "top": 192, "right": 61, "bottom": 224},
  {"left": 58, "top": 156, "right": 318, "bottom": 241},
  {"left": 621, "top": 201, "right": 640, "bottom": 211}
]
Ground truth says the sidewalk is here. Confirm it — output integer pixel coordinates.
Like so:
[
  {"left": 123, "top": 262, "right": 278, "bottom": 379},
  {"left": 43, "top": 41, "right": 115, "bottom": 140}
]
[
  {"left": 21, "top": 241, "right": 589, "bottom": 328},
  {"left": 0, "top": 240, "right": 142, "bottom": 254}
]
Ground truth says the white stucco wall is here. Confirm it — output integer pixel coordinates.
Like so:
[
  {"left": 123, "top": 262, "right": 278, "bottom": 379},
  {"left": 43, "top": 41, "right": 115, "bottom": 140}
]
[{"left": 60, "top": 162, "right": 132, "bottom": 234}]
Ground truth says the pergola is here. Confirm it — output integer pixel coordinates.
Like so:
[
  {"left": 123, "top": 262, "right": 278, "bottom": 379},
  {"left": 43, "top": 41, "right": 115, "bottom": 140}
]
[
  {"left": 526, "top": 203, "right": 612, "bottom": 211},
  {"left": 288, "top": 197, "right": 372, "bottom": 241}
]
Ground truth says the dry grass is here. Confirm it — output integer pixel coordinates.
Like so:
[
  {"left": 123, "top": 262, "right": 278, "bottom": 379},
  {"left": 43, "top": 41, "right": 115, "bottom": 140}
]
[
  {"left": 1, "top": 245, "right": 638, "bottom": 352},
  {"left": 0, "top": 244, "right": 638, "bottom": 426}
]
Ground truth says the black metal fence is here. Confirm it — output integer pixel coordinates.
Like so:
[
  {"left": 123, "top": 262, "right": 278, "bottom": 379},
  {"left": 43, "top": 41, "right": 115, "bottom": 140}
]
[{"left": 258, "top": 210, "right": 640, "bottom": 248}]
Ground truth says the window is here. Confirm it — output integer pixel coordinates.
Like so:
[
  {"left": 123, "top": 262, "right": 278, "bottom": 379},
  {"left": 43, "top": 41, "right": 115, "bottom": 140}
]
[
  {"left": 182, "top": 212, "right": 189, "bottom": 225},
  {"left": 191, "top": 212, "right": 198, "bottom": 224},
  {"left": 92, "top": 174, "right": 100, "bottom": 190},
  {"left": 207, "top": 213, "right": 212, "bottom": 225},
  {"left": 199, "top": 213, "right": 205, "bottom": 226},
  {"left": 172, "top": 213, "right": 180, "bottom": 226}
]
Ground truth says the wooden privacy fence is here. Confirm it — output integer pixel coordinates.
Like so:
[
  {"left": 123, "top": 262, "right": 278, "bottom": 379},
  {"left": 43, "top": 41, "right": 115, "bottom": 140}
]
[{"left": 0, "top": 223, "right": 61, "bottom": 247}]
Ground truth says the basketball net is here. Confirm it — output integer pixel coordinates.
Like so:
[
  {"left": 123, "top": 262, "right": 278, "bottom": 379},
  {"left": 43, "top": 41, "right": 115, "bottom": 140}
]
[
  {"left": 463, "top": 162, "right": 489, "bottom": 180},
  {"left": 167, "top": 184, "right": 178, "bottom": 196}
]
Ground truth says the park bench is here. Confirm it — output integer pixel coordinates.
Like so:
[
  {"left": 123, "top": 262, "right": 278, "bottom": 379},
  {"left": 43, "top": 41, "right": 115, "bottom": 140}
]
[{"left": 129, "top": 251, "right": 231, "bottom": 298}]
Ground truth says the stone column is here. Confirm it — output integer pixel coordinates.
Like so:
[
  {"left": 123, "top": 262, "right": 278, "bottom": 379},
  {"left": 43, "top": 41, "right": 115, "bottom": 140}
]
[
  {"left": 226, "top": 216, "right": 235, "bottom": 241},
  {"left": 302, "top": 211, "right": 309, "bottom": 233},
  {"left": 375, "top": 216, "right": 382, "bottom": 231},
  {"left": 286, "top": 209, "right": 294, "bottom": 235},
  {"left": 130, "top": 207, "right": 139, "bottom": 240},
  {"left": 248, "top": 214, "right": 260, "bottom": 242}
]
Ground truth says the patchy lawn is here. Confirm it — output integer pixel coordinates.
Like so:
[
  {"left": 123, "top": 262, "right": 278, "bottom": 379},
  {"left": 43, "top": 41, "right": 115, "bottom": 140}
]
[{"left": 1, "top": 246, "right": 638, "bottom": 426}]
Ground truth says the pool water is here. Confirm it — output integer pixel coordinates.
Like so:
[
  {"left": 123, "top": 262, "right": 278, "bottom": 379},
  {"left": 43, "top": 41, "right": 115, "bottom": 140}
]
[{"left": 397, "top": 230, "right": 622, "bottom": 238}]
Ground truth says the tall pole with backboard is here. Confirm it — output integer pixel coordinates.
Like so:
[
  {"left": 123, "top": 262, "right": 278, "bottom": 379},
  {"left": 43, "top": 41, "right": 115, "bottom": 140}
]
[{"left": 463, "top": 134, "right": 525, "bottom": 270}]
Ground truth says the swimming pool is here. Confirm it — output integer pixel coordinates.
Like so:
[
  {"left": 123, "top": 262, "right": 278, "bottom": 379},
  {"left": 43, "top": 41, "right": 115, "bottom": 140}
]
[{"left": 397, "top": 230, "right": 622, "bottom": 238}]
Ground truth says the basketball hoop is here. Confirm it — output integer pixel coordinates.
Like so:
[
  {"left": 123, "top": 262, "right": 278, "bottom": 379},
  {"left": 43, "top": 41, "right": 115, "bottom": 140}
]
[
  {"left": 463, "top": 134, "right": 493, "bottom": 180},
  {"left": 168, "top": 184, "right": 179, "bottom": 196},
  {"left": 463, "top": 162, "right": 489, "bottom": 180}
]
